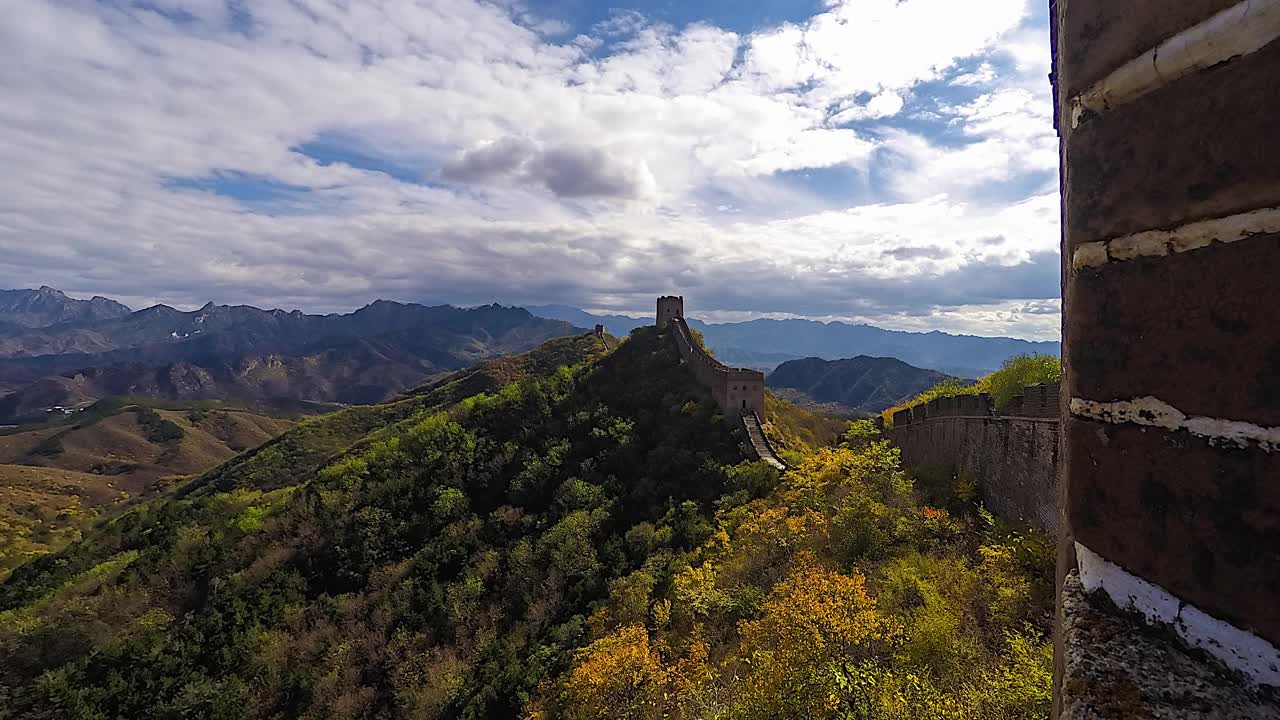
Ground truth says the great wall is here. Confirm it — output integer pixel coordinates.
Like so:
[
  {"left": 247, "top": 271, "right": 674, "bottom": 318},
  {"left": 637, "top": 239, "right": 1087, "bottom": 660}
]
[
  {"left": 887, "top": 385, "right": 1060, "bottom": 535},
  {"left": 664, "top": 277, "right": 1278, "bottom": 714},
  {"left": 656, "top": 296, "right": 786, "bottom": 471},
  {"left": 657, "top": 294, "right": 1058, "bottom": 513}
]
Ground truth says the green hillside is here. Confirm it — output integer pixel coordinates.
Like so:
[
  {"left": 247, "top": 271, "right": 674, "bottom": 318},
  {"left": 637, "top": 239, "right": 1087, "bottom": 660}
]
[
  {"left": 189, "top": 332, "right": 613, "bottom": 496},
  {"left": 0, "top": 327, "right": 1052, "bottom": 719},
  {"left": 0, "top": 326, "right": 744, "bottom": 716}
]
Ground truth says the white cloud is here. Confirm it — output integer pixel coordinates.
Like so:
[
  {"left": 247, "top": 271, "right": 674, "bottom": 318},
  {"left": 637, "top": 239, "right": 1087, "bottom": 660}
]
[
  {"left": 830, "top": 91, "right": 905, "bottom": 124},
  {"left": 0, "top": 0, "right": 1061, "bottom": 340},
  {"left": 739, "top": 0, "right": 1026, "bottom": 105},
  {"left": 951, "top": 62, "right": 998, "bottom": 87}
]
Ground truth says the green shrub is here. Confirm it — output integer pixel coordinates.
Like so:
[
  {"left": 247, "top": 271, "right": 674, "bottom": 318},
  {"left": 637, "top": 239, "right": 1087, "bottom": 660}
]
[
  {"left": 976, "top": 354, "right": 1062, "bottom": 410},
  {"left": 882, "top": 354, "right": 1061, "bottom": 426},
  {"left": 134, "top": 407, "right": 185, "bottom": 444}
]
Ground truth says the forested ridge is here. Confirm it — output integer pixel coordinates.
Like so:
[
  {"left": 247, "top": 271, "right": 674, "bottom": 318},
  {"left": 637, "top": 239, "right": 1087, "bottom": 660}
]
[{"left": 0, "top": 326, "right": 1053, "bottom": 719}]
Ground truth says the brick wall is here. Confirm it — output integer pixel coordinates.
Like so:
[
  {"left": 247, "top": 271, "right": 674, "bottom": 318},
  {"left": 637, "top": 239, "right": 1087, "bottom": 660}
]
[
  {"left": 888, "top": 385, "right": 1060, "bottom": 535},
  {"left": 1055, "top": 0, "right": 1280, "bottom": 689},
  {"left": 666, "top": 315, "right": 766, "bottom": 419}
]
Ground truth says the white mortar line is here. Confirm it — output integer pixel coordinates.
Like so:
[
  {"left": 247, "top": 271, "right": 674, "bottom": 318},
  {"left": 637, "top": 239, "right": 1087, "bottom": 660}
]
[
  {"left": 1070, "top": 0, "right": 1280, "bottom": 128},
  {"left": 1075, "top": 542, "right": 1280, "bottom": 686},
  {"left": 1072, "top": 206, "right": 1280, "bottom": 271},
  {"left": 1071, "top": 396, "right": 1280, "bottom": 451}
]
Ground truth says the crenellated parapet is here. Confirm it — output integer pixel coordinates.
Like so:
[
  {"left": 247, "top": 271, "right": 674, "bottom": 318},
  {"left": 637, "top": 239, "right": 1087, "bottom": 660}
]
[
  {"left": 665, "top": 315, "right": 765, "bottom": 419},
  {"left": 891, "top": 383, "right": 1060, "bottom": 428},
  {"left": 887, "top": 383, "right": 1061, "bottom": 536}
]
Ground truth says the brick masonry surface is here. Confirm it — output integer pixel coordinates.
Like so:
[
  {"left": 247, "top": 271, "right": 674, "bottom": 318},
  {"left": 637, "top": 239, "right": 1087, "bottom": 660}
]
[
  {"left": 1054, "top": 0, "right": 1280, "bottom": 701},
  {"left": 1057, "top": 0, "right": 1280, "bottom": 655},
  {"left": 888, "top": 385, "right": 1060, "bottom": 536}
]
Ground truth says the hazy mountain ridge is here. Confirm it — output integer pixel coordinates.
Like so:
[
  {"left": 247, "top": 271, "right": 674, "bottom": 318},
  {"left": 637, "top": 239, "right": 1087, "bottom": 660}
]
[
  {"left": 0, "top": 286, "right": 132, "bottom": 329},
  {"left": 524, "top": 305, "right": 1058, "bottom": 377},
  {"left": 0, "top": 292, "right": 584, "bottom": 423},
  {"left": 767, "top": 355, "right": 953, "bottom": 413}
]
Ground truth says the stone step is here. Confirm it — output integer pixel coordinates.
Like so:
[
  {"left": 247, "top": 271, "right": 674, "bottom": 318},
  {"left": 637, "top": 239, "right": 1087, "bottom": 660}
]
[{"left": 742, "top": 413, "right": 786, "bottom": 470}]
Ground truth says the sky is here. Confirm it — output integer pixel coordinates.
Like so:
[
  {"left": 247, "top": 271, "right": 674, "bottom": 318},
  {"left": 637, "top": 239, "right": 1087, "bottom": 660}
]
[{"left": 0, "top": 0, "right": 1062, "bottom": 340}]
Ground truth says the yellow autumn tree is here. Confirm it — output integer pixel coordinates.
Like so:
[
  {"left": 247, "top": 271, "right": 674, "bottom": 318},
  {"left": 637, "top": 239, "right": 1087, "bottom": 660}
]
[
  {"left": 732, "top": 559, "right": 900, "bottom": 720},
  {"left": 561, "top": 625, "right": 667, "bottom": 720},
  {"left": 717, "top": 502, "right": 829, "bottom": 587}
]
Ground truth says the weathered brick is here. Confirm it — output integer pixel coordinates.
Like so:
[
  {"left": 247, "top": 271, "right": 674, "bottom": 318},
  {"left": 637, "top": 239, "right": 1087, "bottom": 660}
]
[
  {"left": 1065, "top": 39, "right": 1280, "bottom": 244},
  {"left": 1067, "top": 233, "right": 1280, "bottom": 427},
  {"left": 1067, "top": 416, "right": 1280, "bottom": 645},
  {"left": 1059, "top": 0, "right": 1238, "bottom": 97},
  {"left": 889, "top": 416, "right": 1059, "bottom": 535}
]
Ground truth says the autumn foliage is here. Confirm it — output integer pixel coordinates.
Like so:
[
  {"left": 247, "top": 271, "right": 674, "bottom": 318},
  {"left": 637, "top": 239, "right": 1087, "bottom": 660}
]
[{"left": 543, "top": 433, "right": 1053, "bottom": 720}]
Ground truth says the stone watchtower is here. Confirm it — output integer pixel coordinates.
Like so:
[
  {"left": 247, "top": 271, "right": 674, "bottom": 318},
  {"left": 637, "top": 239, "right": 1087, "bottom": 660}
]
[{"left": 656, "top": 296, "right": 684, "bottom": 328}]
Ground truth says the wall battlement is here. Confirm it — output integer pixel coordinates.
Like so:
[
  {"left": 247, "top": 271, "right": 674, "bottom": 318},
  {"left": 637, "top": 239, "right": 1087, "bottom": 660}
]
[
  {"left": 891, "top": 382, "right": 1061, "bottom": 427},
  {"left": 656, "top": 295, "right": 684, "bottom": 329},
  {"left": 665, "top": 315, "right": 766, "bottom": 418},
  {"left": 657, "top": 299, "right": 784, "bottom": 468},
  {"left": 1053, "top": 0, "right": 1280, "bottom": 705},
  {"left": 888, "top": 383, "right": 1061, "bottom": 536}
]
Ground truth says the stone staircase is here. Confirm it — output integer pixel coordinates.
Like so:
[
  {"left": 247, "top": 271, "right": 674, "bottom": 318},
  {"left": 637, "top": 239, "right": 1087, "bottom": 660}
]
[{"left": 742, "top": 411, "right": 787, "bottom": 470}]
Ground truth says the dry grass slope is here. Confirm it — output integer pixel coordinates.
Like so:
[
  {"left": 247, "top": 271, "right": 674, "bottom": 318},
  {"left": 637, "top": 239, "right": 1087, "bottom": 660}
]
[
  {"left": 0, "top": 465, "right": 125, "bottom": 580},
  {"left": 0, "top": 403, "right": 296, "bottom": 577}
]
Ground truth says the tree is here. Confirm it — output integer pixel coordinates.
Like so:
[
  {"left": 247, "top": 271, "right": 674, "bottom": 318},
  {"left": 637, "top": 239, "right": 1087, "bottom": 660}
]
[
  {"left": 733, "top": 560, "right": 900, "bottom": 720},
  {"left": 561, "top": 626, "right": 667, "bottom": 720}
]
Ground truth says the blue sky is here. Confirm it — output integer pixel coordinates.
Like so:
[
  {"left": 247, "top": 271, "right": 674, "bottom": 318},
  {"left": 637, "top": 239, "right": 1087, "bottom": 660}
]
[
  {"left": 531, "top": 0, "right": 828, "bottom": 36},
  {"left": 0, "top": 0, "right": 1061, "bottom": 340}
]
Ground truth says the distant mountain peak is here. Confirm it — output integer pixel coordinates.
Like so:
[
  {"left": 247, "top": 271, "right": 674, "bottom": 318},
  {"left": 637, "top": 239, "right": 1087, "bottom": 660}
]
[
  {"left": 524, "top": 304, "right": 1058, "bottom": 378},
  {"left": 0, "top": 286, "right": 131, "bottom": 328},
  {"left": 768, "top": 355, "right": 953, "bottom": 414}
]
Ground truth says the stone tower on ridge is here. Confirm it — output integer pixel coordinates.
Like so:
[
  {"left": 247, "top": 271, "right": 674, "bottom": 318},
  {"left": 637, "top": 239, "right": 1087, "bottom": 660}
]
[{"left": 656, "top": 295, "right": 684, "bottom": 328}]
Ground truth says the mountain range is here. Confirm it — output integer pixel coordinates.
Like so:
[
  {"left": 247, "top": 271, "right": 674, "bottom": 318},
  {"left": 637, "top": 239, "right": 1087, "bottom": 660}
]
[
  {"left": 766, "top": 355, "right": 953, "bottom": 414},
  {"left": 0, "top": 290, "right": 582, "bottom": 424},
  {"left": 0, "top": 289, "right": 1056, "bottom": 426},
  {"left": 524, "top": 304, "right": 1058, "bottom": 378},
  {"left": 0, "top": 326, "right": 1053, "bottom": 718},
  {"left": 0, "top": 286, "right": 131, "bottom": 329}
]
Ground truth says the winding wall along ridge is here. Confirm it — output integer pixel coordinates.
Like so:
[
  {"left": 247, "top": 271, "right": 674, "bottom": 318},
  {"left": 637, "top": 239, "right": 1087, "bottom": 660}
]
[{"left": 665, "top": 316, "right": 786, "bottom": 470}]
